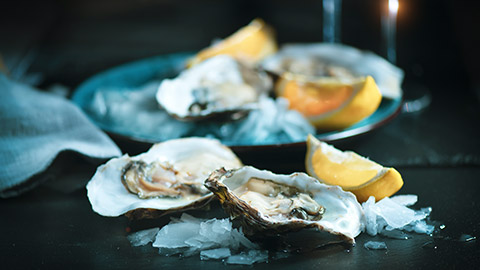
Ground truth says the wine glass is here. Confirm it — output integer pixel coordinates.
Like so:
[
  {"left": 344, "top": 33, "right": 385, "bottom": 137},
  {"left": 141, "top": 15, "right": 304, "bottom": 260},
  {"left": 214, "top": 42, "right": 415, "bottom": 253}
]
[
  {"left": 381, "top": 0, "right": 431, "bottom": 112},
  {"left": 382, "top": 0, "right": 398, "bottom": 64}
]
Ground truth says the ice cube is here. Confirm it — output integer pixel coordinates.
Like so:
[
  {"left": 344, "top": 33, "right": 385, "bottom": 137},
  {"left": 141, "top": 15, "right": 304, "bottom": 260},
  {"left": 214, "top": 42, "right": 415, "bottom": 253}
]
[
  {"left": 200, "top": 248, "right": 232, "bottom": 260},
  {"left": 362, "top": 195, "right": 435, "bottom": 236},
  {"left": 375, "top": 197, "right": 417, "bottom": 228},
  {"left": 390, "top": 194, "right": 418, "bottom": 206},
  {"left": 231, "top": 228, "right": 260, "bottom": 250},
  {"left": 178, "top": 213, "right": 203, "bottom": 223},
  {"left": 362, "top": 196, "right": 378, "bottom": 236},
  {"left": 184, "top": 235, "right": 215, "bottom": 251},
  {"left": 210, "top": 218, "right": 232, "bottom": 234},
  {"left": 152, "top": 221, "right": 201, "bottom": 249},
  {"left": 127, "top": 227, "right": 160, "bottom": 247},
  {"left": 228, "top": 96, "right": 314, "bottom": 145},
  {"left": 402, "top": 220, "right": 435, "bottom": 235},
  {"left": 364, "top": 241, "right": 387, "bottom": 250},
  {"left": 414, "top": 207, "right": 432, "bottom": 220},
  {"left": 141, "top": 214, "right": 271, "bottom": 264},
  {"left": 200, "top": 218, "right": 231, "bottom": 237},
  {"left": 226, "top": 250, "right": 269, "bottom": 265}
]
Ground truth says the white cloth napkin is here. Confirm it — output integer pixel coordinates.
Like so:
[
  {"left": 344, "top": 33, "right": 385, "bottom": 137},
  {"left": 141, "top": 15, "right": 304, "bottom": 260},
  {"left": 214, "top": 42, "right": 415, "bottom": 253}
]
[{"left": 0, "top": 73, "right": 121, "bottom": 197}]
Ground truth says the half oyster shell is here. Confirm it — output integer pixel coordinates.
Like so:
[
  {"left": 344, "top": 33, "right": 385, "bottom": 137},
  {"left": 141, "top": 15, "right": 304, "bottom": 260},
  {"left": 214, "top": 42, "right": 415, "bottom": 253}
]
[
  {"left": 205, "top": 166, "right": 364, "bottom": 243},
  {"left": 262, "top": 43, "right": 404, "bottom": 99},
  {"left": 86, "top": 137, "right": 242, "bottom": 219},
  {"left": 156, "top": 55, "right": 272, "bottom": 121}
]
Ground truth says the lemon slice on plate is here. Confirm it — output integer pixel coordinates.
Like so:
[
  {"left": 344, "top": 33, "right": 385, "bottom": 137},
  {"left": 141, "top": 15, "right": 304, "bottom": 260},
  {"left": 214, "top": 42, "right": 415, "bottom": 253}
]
[
  {"left": 187, "top": 18, "right": 277, "bottom": 67},
  {"left": 276, "top": 74, "right": 382, "bottom": 130},
  {"left": 305, "top": 134, "right": 403, "bottom": 202}
]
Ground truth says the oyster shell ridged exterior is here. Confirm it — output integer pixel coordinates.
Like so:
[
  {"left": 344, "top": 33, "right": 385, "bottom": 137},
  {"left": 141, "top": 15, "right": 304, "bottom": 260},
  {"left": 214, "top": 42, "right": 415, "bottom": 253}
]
[{"left": 205, "top": 166, "right": 364, "bottom": 243}]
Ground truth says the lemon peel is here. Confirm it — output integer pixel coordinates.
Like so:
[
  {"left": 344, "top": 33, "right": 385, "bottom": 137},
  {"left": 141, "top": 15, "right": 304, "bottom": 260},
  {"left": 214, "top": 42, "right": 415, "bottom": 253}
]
[
  {"left": 187, "top": 18, "right": 277, "bottom": 67},
  {"left": 276, "top": 74, "right": 382, "bottom": 130},
  {"left": 305, "top": 134, "right": 403, "bottom": 202}
]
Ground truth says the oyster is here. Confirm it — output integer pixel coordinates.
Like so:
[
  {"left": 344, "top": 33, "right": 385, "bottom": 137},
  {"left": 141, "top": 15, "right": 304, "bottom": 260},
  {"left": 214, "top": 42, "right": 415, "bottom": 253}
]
[
  {"left": 205, "top": 166, "right": 364, "bottom": 243},
  {"left": 265, "top": 54, "right": 356, "bottom": 80},
  {"left": 86, "top": 137, "right": 242, "bottom": 219},
  {"left": 262, "top": 43, "right": 403, "bottom": 99},
  {"left": 156, "top": 55, "right": 272, "bottom": 121}
]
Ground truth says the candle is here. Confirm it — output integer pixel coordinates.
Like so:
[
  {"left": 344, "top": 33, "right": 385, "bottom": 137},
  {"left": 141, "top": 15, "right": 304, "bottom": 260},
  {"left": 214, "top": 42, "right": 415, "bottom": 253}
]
[{"left": 382, "top": 0, "right": 399, "bottom": 64}]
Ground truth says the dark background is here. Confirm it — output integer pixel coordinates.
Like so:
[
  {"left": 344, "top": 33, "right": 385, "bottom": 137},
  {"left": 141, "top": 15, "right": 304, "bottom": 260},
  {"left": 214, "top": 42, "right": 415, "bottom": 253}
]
[
  {"left": 3, "top": 0, "right": 478, "bottom": 166},
  {"left": 1, "top": 1, "right": 480, "bottom": 269},
  {"left": 1, "top": 0, "right": 479, "bottom": 100}
]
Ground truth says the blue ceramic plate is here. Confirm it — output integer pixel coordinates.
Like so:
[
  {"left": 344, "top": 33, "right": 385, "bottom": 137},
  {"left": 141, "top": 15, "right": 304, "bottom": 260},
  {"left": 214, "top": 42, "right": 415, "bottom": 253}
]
[{"left": 72, "top": 53, "right": 403, "bottom": 148}]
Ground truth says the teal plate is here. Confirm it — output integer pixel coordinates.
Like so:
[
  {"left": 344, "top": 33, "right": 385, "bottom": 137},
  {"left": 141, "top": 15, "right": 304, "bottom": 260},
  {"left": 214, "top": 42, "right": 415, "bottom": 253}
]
[{"left": 72, "top": 53, "right": 403, "bottom": 149}]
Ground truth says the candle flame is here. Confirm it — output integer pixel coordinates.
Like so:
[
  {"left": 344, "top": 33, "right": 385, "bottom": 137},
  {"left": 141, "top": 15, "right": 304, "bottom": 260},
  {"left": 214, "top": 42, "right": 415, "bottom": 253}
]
[{"left": 389, "top": 0, "right": 399, "bottom": 14}]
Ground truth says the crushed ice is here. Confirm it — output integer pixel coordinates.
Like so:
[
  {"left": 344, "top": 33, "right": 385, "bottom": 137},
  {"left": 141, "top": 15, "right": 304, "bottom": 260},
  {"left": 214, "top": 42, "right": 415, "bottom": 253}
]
[
  {"left": 128, "top": 213, "right": 268, "bottom": 265},
  {"left": 127, "top": 227, "right": 159, "bottom": 247},
  {"left": 362, "top": 195, "right": 435, "bottom": 237},
  {"left": 363, "top": 241, "right": 387, "bottom": 250},
  {"left": 127, "top": 195, "right": 437, "bottom": 260},
  {"left": 87, "top": 83, "right": 314, "bottom": 145}
]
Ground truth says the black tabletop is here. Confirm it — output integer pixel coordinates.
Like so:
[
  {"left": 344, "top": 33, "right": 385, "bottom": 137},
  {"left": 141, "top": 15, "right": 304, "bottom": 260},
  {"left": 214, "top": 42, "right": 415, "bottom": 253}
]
[{"left": 1, "top": 0, "right": 480, "bottom": 269}]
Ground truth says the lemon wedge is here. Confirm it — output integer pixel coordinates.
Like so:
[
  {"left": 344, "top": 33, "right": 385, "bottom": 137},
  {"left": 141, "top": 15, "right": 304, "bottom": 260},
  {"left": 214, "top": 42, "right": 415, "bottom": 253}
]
[
  {"left": 305, "top": 134, "right": 403, "bottom": 202},
  {"left": 187, "top": 18, "right": 277, "bottom": 67},
  {"left": 276, "top": 74, "right": 382, "bottom": 130}
]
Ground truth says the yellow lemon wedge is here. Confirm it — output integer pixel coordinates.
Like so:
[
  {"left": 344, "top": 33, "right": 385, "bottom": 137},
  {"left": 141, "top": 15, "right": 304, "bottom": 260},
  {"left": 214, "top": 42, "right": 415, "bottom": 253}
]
[
  {"left": 187, "top": 18, "right": 277, "bottom": 67},
  {"left": 276, "top": 73, "right": 382, "bottom": 130},
  {"left": 305, "top": 134, "right": 403, "bottom": 202}
]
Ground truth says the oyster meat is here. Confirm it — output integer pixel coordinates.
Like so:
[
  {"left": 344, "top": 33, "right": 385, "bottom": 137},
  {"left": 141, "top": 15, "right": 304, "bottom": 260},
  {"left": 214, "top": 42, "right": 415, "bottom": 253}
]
[
  {"left": 156, "top": 55, "right": 272, "bottom": 121},
  {"left": 205, "top": 166, "right": 364, "bottom": 243},
  {"left": 86, "top": 137, "right": 242, "bottom": 219},
  {"left": 265, "top": 54, "right": 357, "bottom": 80}
]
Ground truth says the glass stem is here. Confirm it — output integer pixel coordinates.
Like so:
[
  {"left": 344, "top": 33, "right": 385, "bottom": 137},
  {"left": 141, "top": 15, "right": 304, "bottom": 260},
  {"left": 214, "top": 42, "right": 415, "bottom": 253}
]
[
  {"left": 382, "top": 0, "right": 397, "bottom": 64},
  {"left": 323, "top": 0, "right": 342, "bottom": 43}
]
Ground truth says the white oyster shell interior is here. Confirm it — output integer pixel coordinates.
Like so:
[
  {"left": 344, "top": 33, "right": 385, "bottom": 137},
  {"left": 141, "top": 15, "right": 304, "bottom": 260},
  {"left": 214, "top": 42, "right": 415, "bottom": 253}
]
[
  {"left": 156, "top": 55, "right": 272, "bottom": 119},
  {"left": 220, "top": 166, "right": 365, "bottom": 241},
  {"left": 86, "top": 137, "right": 242, "bottom": 217}
]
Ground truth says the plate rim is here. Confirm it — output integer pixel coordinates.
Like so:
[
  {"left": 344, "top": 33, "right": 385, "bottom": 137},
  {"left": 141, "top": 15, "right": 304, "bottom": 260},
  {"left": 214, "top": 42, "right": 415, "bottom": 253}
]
[{"left": 72, "top": 53, "right": 403, "bottom": 149}]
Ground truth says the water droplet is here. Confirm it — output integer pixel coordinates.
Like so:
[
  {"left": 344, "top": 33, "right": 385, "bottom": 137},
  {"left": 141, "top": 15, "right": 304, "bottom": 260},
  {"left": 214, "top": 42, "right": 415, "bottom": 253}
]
[
  {"left": 459, "top": 234, "right": 476, "bottom": 243},
  {"left": 380, "top": 230, "right": 410, "bottom": 240},
  {"left": 364, "top": 241, "right": 388, "bottom": 250},
  {"left": 421, "top": 241, "right": 437, "bottom": 249}
]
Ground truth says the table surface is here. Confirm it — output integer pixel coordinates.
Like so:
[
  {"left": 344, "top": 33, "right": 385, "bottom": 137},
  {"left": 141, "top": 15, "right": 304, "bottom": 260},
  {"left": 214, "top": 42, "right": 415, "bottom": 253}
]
[{"left": 1, "top": 0, "right": 480, "bottom": 269}]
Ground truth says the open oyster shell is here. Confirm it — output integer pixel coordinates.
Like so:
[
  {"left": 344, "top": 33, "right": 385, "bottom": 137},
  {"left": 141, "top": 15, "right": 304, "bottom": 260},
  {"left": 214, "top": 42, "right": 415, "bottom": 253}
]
[
  {"left": 156, "top": 55, "right": 272, "bottom": 121},
  {"left": 205, "top": 166, "right": 364, "bottom": 243},
  {"left": 262, "top": 43, "right": 404, "bottom": 99},
  {"left": 86, "top": 137, "right": 242, "bottom": 219}
]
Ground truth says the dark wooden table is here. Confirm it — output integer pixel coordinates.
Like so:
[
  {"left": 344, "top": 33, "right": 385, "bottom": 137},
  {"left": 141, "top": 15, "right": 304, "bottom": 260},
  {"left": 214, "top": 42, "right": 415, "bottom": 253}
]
[{"left": 1, "top": 0, "right": 479, "bottom": 269}]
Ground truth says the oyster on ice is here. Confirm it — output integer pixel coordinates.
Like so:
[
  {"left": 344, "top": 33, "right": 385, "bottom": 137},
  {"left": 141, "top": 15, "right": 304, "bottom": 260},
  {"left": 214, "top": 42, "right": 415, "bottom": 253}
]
[
  {"left": 156, "top": 55, "right": 272, "bottom": 121},
  {"left": 262, "top": 43, "right": 404, "bottom": 99},
  {"left": 86, "top": 137, "right": 242, "bottom": 219},
  {"left": 205, "top": 166, "right": 364, "bottom": 243}
]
